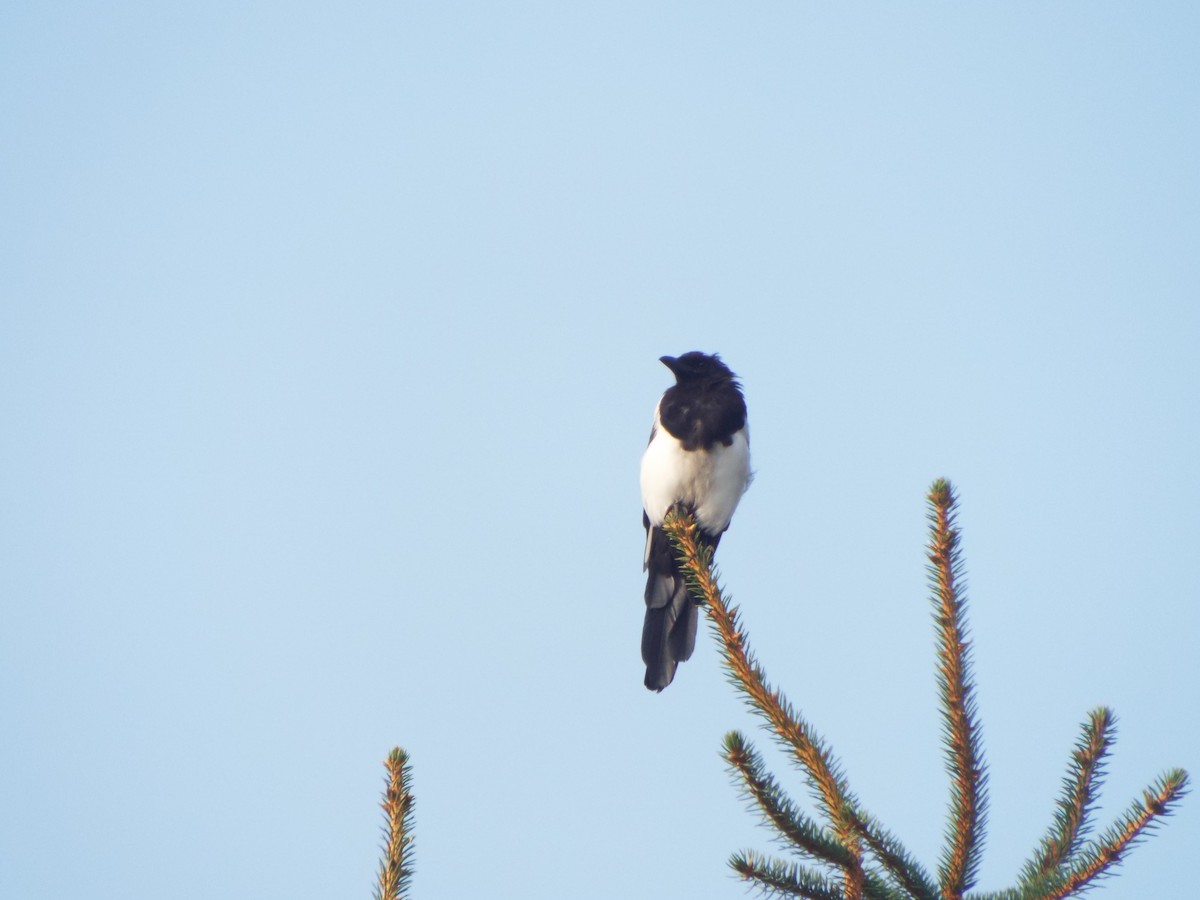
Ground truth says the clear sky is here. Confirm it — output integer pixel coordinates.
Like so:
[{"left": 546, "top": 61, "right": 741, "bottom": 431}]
[{"left": 2, "top": 3, "right": 1197, "bottom": 899}]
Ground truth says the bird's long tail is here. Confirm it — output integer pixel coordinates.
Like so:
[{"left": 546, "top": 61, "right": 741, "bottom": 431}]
[{"left": 641, "top": 520, "right": 717, "bottom": 691}]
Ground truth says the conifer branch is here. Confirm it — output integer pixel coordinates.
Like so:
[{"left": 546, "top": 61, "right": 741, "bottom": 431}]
[
  {"left": 725, "top": 731, "right": 934, "bottom": 900},
  {"left": 374, "top": 747, "right": 416, "bottom": 900},
  {"left": 725, "top": 730, "right": 859, "bottom": 872},
  {"left": 731, "top": 851, "right": 848, "bottom": 900},
  {"left": 1019, "top": 708, "right": 1115, "bottom": 884},
  {"left": 927, "top": 480, "right": 987, "bottom": 899},
  {"left": 1041, "top": 768, "right": 1189, "bottom": 899},
  {"left": 370, "top": 485, "right": 1186, "bottom": 899},
  {"left": 664, "top": 509, "right": 867, "bottom": 899},
  {"left": 660, "top": 485, "right": 1185, "bottom": 900},
  {"left": 844, "top": 807, "right": 939, "bottom": 900}
]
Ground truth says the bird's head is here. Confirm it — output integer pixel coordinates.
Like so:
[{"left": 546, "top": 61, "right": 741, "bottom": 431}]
[{"left": 660, "top": 351, "right": 737, "bottom": 384}]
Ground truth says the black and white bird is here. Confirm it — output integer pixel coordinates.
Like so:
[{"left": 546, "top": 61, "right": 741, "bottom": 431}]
[{"left": 640, "top": 352, "right": 752, "bottom": 691}]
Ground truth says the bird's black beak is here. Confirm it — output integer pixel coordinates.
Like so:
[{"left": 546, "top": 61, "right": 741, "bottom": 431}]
[{"left": 659, "top": 355, "right": 679, "bottom": 373}]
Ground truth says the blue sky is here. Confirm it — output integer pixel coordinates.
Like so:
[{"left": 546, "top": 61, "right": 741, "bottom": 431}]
[{"left": 2, "top": 3, "right": 1197, "bottom": 899}]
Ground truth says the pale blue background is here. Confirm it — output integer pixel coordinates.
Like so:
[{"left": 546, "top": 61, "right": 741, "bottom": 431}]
[{"left": 2, "top": 3, "right": 1196, "bottom": 899}]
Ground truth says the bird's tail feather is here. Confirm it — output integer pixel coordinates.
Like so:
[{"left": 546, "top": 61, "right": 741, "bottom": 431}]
[{"left": 642, "top": 522, "right": 710, "bottom": 691}]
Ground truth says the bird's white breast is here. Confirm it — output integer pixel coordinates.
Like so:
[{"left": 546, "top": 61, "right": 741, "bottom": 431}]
[{"left": 640, "top": 403, "right": 751, "bottom": 535}]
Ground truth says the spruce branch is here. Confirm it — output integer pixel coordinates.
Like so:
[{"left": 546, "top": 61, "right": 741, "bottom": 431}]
[
  {"left": 724, "top": 731, "right": 933, "bottom": 900},
  {"left": 1041, "top": 768, "right": 1190, "bottom": 899},
  {"left": 731, "top": 851, "right": 849, "bottom": 900},
  {"left": 724, "top": 730, "right": 859, "bottom": 872},
  {"left": 374, "top": 747, "right": 416, "bottom": 900},
  {"left": 844, "top": 806, "right": 939, "bottom": 900},
  {"left": 1019, "top": 708, "right": 1115, "bottom": 885},
  {"left": 927, "top": 480, "right": 987, "bottom": 899},
  {"left": 366, "top": 488, "right": 1185, "bottom": 898},
  {"left": 664, "top": 509, "right": 869, "bottom": 899},
  {"left": 660, "top": 484, "right": 1185, "bottom": 900}
]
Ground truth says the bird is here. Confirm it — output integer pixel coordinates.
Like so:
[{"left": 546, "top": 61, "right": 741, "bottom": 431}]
[{"left": 640, "top": 351, "right": 751, "bottom": 691}]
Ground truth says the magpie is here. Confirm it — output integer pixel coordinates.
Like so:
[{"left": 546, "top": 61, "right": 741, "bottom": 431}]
[{"left": 640, "top": 351, "right": 751, "bottom": 691}]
